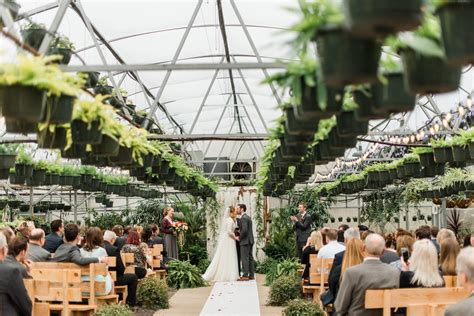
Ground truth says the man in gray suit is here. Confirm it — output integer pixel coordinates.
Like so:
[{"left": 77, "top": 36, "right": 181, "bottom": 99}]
[
  {"left": 334, "top": 233, "right": 400, "bottom": 316},
  {"left": 27, "top": 228, "right": 51, "bottom": 262},
  {"left": 236, "top": 204, "right": 255, "bottom": 281},
  {"left": 290, "top": 202, "right": 312, "bottom": 261},
  {"left": 445, "top": 247, "right": 474, "bottom": 316}
]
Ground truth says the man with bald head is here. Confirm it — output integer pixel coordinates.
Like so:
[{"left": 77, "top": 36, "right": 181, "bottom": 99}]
[
  {"left": 27, "top": 228, "right": 51, "bottom": 262},
  {"left": 334, "top": 233, "right": 400, "bottom": 316}
]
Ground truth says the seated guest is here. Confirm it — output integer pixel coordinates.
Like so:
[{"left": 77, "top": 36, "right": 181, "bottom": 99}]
[
  {"left": 150, "top": 224, "right": 164, "bottom": 245},
  {"left": 301, "top": 230, "right": 323, "bottom": 281},
  {"left": 142, "top": 227, "right": 161, "bottom": 247},
  {"left": 390, "top": 234, "right": 415, "bottom": 271},
  {"left": 5, "top": 237, "right": 31, "bottom": 278},
  {"left": 318, "top": 229, "right": 345, "bottom": 259},
  {"left": 0, "top": 226, "right": 15, "bottom": 244},
  {"left": 112, "top": 225, "right": 126, "bottom": 251},
  {"left": 400, "top": 239, "right": 444, "bottom": 288},
  {"left": 337, "top": 230, "right": 345, "bottom": 244},
  {"left": 0, "top": 232, "right": 32, "bottom": 316},
  {"left": 26, "top": 228, "right": 50, "bottom": 262},
  {"left": 80, "top": 227, "right": 113, "bottom": 295},
  {"left": 439, "top": 238, "right": 460, "bottom": 276},
  {"left": 16, "top": 221, "right": 33, "bottom": 240},
  {"left": 380, "top": 234, "right": 399, "bottom": 264},
  {"left": 333, "top": 227, "right": 361, "bottom": 267},
  {"left": 103, "top": 230, "right": 138, "bottom": 307},
  {"left": 334, "top": 234, "right": 400, "bottom": 315},
  {"left": 53, "top": 223, "right": 107, "bottom": 265},
  {"left": 43, "top": 219, "right": 64, "bottom": 253},
  {"left": 121, "top": 230, "right": 150, "bottom": 279},
  {"left": 445, "top": 247, "right": 474, "bottom": 316},
  {"left": 436, "top": 228, "right": 456, "bottom": 245},
  {"left": 361, "top": 230, "right": 374, "bottom": 241}
]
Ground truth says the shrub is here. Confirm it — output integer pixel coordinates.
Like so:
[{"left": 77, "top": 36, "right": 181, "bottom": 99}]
[
  {"left": 197, "top": 258, "right": 210, "bottom": 274},
  {"left": 93, "top": 304, "right": 133, "bottom": 316},
  {"left": 167, "top": 260, "right": 207, "bottom": 289},
  {"left": 265, "top": 258, "right": 300, "bottom": 286},
  {"left": 136, "top": 277, "right": 169, "bottom": 309},
  {"left": 267, "top": 275, "right": 301, "bottom": 306},
  {"left": 282, "top": 299, "right": 325, "bottom": 316},
  {"left": 256, "top": 257, "right": 278, "bottom": 274}
]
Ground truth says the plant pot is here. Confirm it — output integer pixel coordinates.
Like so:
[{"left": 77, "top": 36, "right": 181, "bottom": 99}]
[
  {"left": 404, "top": 162, "right": 421, "bottom": 177},
  {"left": 370, "top": 73, "right": 416, "bottom": 114},
  {"left": 15, "top": 163, "right": 33, "bottom": 178},
  {"left": 43, "top": 95, "right": 75, "bottom": 124},
  {"left": 422, "top": 164, "right": 445, "bottom": 177},
  {"left": 285, "top": 108, "right": 318, "bottom": 136},
  {"left": 0, "top": 169, "right": 9, "bottom": 180},
  {"left": 396, "top": 165, "right": 406, "bottom": 178},
  {"left": 9, "top": 172, "right": 25, "bottom": 185},
  {"left": 72, "top": 175, "right": 81, "bottom": 188},
  {"left": 338, "top": 217, "right": 343, "bottom": 222},
  {"left": 31, "top": 169, "right": 46, "bottom": 183},
  {"left": 133, "top": 114, "right": 146, "bottom": 126},
  {"left": 19, "top": 204, "right": 29, "bottom": 213},
  {"left": 93, "top": 85, "right": 113, "bottom": 96},
  {"left": 419, "top": 152, "right": 435, "bottom": 168},
  {"left": 328, "top": 129, "right": 357, "bottom": 149},
  {"left": 92, "top": 134, "right": 120, "bottom": 157},
  {"left": 316, "top": 27, "right": 381, "bottom": 87},
  {"left": 336, "top": 111, "right": 368, "bottom": 137},
  {"left": 283, "top": 130, "right": 313, "bottom": 147},
  {"left": 37, "top": 127, "right": 67, "bottom": 149},
  {"left": 26, "top": 178, "right": 42, "bottom": 187},
  {"left": 388, "top": 168, "right": 398, "bottom": 180},
  {"left": 343, "top": 0, "right": 423, "bottom": 37},
  {"left": 108, "top": 96, "right": 125, "bottom": 109},
  {"left": 21, "top": 27, "right": 47, "bottom": 50},
  {"left": 0, "top": 153, "right": 17, "bottom": 169},
  {"left": 5, "top": 119, "right": 37, "bottom": 134},
  {"left": 400, "top": 49, "right": 461, "bottom": 95},
  {"left": 45, "top": 173, "right": 59, "bottom": 185},
  {"left": 451, "top": 145, "right": 469, "bottom": 162},
  {"left": 83, "top": 72, "right": 100, "bottom": 89},
  {"left": 7, "top": 200, "right": 20, "bottom": 209},
  {"left": 59, "top": 175, "right": 74, "bottom": 186},
  {"left": 3, "top": 85, "right": 47, "bottom": 122},
  {"left": 71, "top": 119, "right": 103, "bottom": 145},
  {"left": 317, "top": 140, "right": 345, "bottom": 161},
  {"left": 47, "top": 47, "right": 73, "bottom": 65},
  {"left": 433, "top": 147, "right": 454, "bottom": 163},
  {"left": 378, "top": 170, "right": 390, "bottom": 184},
  {"left": 353, "top": 90, "right": 386, "bottom": 121},
  {"left": 437, "top": 2, "right": 474, "bottom": 66},
  {"left": 109, "top": 146, "right": 133, "bottom": 165},
  {"left": 62, "top": 144, "right": 87, "bottom": 159}
]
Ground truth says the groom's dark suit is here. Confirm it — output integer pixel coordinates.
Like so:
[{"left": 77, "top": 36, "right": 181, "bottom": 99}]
[
  {"left": 239, "top": 212, "right": 255, "bottom": 278},
  {"left": 235, "top": 217, "right": 241, "bottom": 274}
]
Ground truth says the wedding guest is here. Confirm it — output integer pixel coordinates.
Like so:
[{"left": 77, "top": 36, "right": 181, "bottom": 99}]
[
  {"left": 26, "top": 228, "right": 50, "bottom": 262},
  {"left": 0, "top": 232, "right": 32, "bottom": 316},
  {"left": 143, "top": 226, "right": 162, "bottom": 247},
  {"left": 121, "top": 230, "right": 150, "bottom": 279},
  {"left": 290, "top": 202, "right": 312, "bottom": 261},
  {"left": 317, "top": 229, "right": 345, "bottom": 259},
  {"left": 400, "top": 239, "right": 444, "bottom": 288},
  {"left": 0, "top": 226, "right": 15, "bottom": 244},
  {"left": 439, "top": 238, "right": 460, "bottom": 276},
  {"left": 161, "top": 207, "right": 178, "bottom": 259},
  {"left": 150, "top": 224, "right": 164, "bottom": 245},
  {"left": 380, "top": 234, "right": 399, "bottom": 264},
  {"left": 338, "top": 224, "right": 349, "bottom": 232},
  {"left": 301, "top": 230, "right": 323, "bottom": 281},
  {"left": 5, "top": 237, "right": 31, "bottom": 278},
  {"left": 43, "top": 219, "right": 64, "bottom": 253},
  {"left": 79, "top": 227, "right": 112, "bottom": 295},
  {"left": 361, "top": 230, "right": 373, "bottom": 241},
  {"left": 444, "top": 247, "right": 474, "bottom": 316},
  {"left": 390, "top": 234, "right": 415, "bottom": 271},
  {"left": 112, "top": 225, "right": 126, "bottom": 251},
  {"left": 436, "top": 228, "right": 456, "bottom": 245},
  {"left": 430, "top": 225, "right": 440, "bottom": 252},
  {"left": 337, "top": 230, "right": 345, "bottom": 244}
]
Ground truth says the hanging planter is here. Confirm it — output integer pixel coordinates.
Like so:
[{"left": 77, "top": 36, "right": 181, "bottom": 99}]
[
  {"left": 336, "top": 111, "right": 368, "bottom": 137},
  {"left": 378, "top": 170, "right": 390, "bottom": 183},
  {"left": 328, "top": 129, "right": 357, "bottom": 149},
  {"left": 433, "top": 147, "right": 454, "bottom": 163},
  {"left": 388, "top": 168, "right": 398, "bottom": 180},
  {"left": 370, "top": 73, "right": 416, "bottom": 114},
  {"left": 437, "top": 2, "right": 474, "bottom": 66},
  {"left": 37, "top": 126, "right": 67, "bottom": 149},
  {"left": 43, "top": 95, "right": 75, "bottom": 124},
  {"left": 109, "top": 146, "right": 133, "bottom": 165},
  {"left": 2, "top": 85, "right": 47, "bottom": 122},
  {"left": 343, "top": 0, "right": 423, "bottom": 38},
  {"left": 84, "top": 72, "right": 100, "bottom": 89},
  {"left": 93, "top": 84, "right": 114, "bottom": 96},
  {"left": 20, "top": 25, "right": 47, "bottom": 50},
  {"left": 0, "top": 153, "right": 17, "bottom": 170},
  {"left": 404, "top": 162, "right": 421, "bottom": 177},
  {"left": 400, "top": 49, "right": 461, "bottom": 95},
  {"left": 418, "top": 152, "right": 436, "bottom": 168},
  {"left": 317, "top": 140, "right": 346, "bottom": 161},
  {"left": 47, "top": 47, "right": 73, "bottom": 65},
  {"left": 5, "top": 119, "right": 37, "bottom": 134},
  {"left": 451, "top": 145, "right": 469, "bottom": 162},
  {"left": 62, "top": 144, "right": 87, "bottom": 159},
  {"left": 396, "top": 164, "right": 406, "bottom": 178},
  {"left": 71, "top": 119, "right": 102, "bottom": 145},
  {"left": 352, "top": 90, "right": 386, "bottom": 121},
  {"left": 422, "top": 164, "right": 445, "bottom": 177},
  {"left": 285, "top": 108, "right": 318, "bottom": 136},
  {"left": 92, "top": 135, "right": 120, "bottom": 157},
  {"left": 316, "top": 27, "right": 381, "bottom": 87}
]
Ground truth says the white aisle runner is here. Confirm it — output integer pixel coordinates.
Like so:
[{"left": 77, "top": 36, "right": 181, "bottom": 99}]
[{"left": 200, "top": 280, "right": 260, "bottom": 316}]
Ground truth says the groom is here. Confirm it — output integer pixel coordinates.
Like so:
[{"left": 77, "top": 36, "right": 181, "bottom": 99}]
[{"left": 236, "top": 204, "right": 254, "bottom": 281}]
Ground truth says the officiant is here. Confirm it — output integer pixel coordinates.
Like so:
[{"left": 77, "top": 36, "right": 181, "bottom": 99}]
[{"left": 290, "top": 202, "right": 312, "bottom": 261}]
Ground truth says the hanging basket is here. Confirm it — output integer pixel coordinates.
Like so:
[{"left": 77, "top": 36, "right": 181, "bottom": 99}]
[
  {"left": 400, "top": 49, "right": 461, "bottom": 96},
  {"left": 71, "top": 120, "right": 103, "bottom": 145},
  {"left": 336, "top": 110, "right": 368, "bottom": 137},
  {"left": 370, "top": 73, "right": 416, "bottom": 114},
  {"left": 451, "top": 145, "right": 469, "bottom": 162},
  {"left": 422, "top": 164, "right": 445, "bottom": 177},
  {"left": 92, "top": 135, "right": 120, "bottom": 157},
  {"left": 3, "top": 85, "right": 47, "bottom": 122},
  {"left": 93, "top": 85, "right": 114, "bottom": 96},
  {"left": 353, "top": 90, "right": 386, "bottom": 121},
  {"left": 343, "top": 0, "right": 423, "bottom": 38},
  {"left": 328, "top": 129, "right": 357, "bottom": 149},
  {"left": 404, "top": 162, "right": 421, "bottom": 177},
  {"left": 433, "top": 147, "right": 454, "bottom": 163},
  {"left": 37, "top": 127, "right": 67, "bottom": 149},
  {"left": 62, "top": 144, "right": 87, "bottom": 159},
  {"left": 109, "top": 146, "right": 133, "bottom": 165},
  {"left": 46, "top": 47, "right": 73, "bottom": 65},
  {"left": 5, "top": 119, "right": 37, "bottom": 134},
  {"left": 43, "top": 95, "right": 75, "bottom": 124},
  {"left": 437, "top": 2, "right": 474, "bottom": 66},
  {"left": 84, "top": 72, "right": 100, "bottom": 89},
  {"left": 0, "top": 153, "right": 17, "bottom": 169},
  {"left": 20, "top": 27, "right": 47, "bottom": 50},
  {"left": 316, "top": 27, "right": 381, "bottom": 87},
  {"left": 0, "top": 169, "right": 9, "bottom": 180},
  {"left": 418, "top": 152, "right": 435, "bottom": 168},
  {"left": 285, "top": 108, "right": 319, "bottom": 136}
]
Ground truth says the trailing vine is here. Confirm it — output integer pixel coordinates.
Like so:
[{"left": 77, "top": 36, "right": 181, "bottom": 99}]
[{"left": 203, "top": 197, "right": 222, "bottom": 246}]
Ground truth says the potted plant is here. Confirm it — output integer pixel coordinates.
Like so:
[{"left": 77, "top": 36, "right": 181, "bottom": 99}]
[
  {"left": 37, "top": 124, "right": 68, "bottom": 149},
  {"left": 20, "top": 22, "right": 47, "bottom": 50},
  {"left": 284, "top": 107, "right": 319, "bottom": 136},
  {"left": 412, "top": 147, "right": 435, "bottom": 167},
  {"left": 47, "top": 35, "right": 75, "bottom": 65},
  {"left": 0, "top": 144, "right": 18, "bottom": 170},
  {"left": 338, "top": 216, "right": 343, "bottom": 222},
  {"left": 93, "top": 76, "right": 114, "bottom": 95},
  {"left": 457, "top": 128, "right": 474, "bottom": 160},
  {"left": 343, "top": 0, "right": 423, "bottom": 38},
  {"left": 435, "top": 0, "right": 474, "bottom": 66},
  {"left": 31, "top": 160, "right": 47, "bottom": 184},
  {"left": 451, "top": 136, "right": 470, "bottom": 162},
  {"left": 402, "top": 154, "right": 421, "bottom": 177},
  {"left": 82, "top": 72, "right": 100, "bottom": 89},
  {"left": 336, "top": 94, "right": 368, "bottom": 137},
  {"left": 15, "top": 148, "right": 34, "bottom": 178},
  {"left": 44, "top": 162, "right": 61, "bottom": 185},
  {"left": 431, "top": 138, "right": 454, "bottom": 163},
  {"left": 71, "top": 96, "right": 109, "bottom": 144},
  {"left": 394, "top": 14, "right": 461, "bottom": 95}
]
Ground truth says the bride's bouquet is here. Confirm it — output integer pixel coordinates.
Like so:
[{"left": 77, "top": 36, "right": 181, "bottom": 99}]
[{"left": 171, "top": 221, "right": 188, "bottom": 247}]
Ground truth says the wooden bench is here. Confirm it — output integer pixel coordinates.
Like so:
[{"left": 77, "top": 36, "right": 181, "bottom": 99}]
[
  {"left": 149, "top": 244, "right": 167, "bottom": 279},
  {"left": 107, "top": 256, "right": 128, "bottom": 304},
  {"left": 365, "top": 287, "right": 470, "bottom": 316},
  {"left": 302, "top": 256, "right": 334, "bottom": 303},
  {"left": 443, "top": 275, "right": 459, "bottom": 287}
]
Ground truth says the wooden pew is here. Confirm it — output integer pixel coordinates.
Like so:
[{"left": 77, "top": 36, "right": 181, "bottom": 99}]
[
  {"left": 149, "top": 244, "right": 167, "bottom": 279},
  {"left": 121, "top": 252, "right": 135, "bottom": 274},
  {"left": 107, "top": 256, "right": 128, "bottom": 304},
  {"left": 302, "top": 256, "right": 334, "bottom": 303},
  {"left": 365, "top": 287, "right": 470, "bottom": 316},
  {"left": 443, "top": 275, "right": 459, "bottom": 287}
]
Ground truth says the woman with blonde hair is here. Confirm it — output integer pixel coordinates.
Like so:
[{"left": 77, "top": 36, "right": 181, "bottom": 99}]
[
  {"left": 161, "top": 206, "right": 178, "bottom": 259},
  {"left": 437, "top": 228, "right": 456, "bottom": 245},
  {"left": 400, "top": 239, "right": 444, "bottom": 288},
  {"left": 301, "top": 230, "right": 324, "bottom": 281},
  {"left": 390, "top": 234, "right": 415, "bottom": 271},
  {"left": 440, "top": 238, "right": 460, "bottom": 276}
]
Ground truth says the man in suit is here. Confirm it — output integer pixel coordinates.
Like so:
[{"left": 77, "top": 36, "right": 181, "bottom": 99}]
[
  {"left": 236, "top": 204, "right": 255, "bottom": 281},
  {"left": 445, "top": 246, "right": 474, "bottom": 316},
  {"left": 334, "top": 233, "right": 400, "bottom": 316},
  {"left": 290, "top": 202, "right": 312, "bottom": 261},
  {"left": 43, "top": 219, "right": 64, "bottom": 253},
  {"left": 4, "top": 236, "right": 31, "bottom": 279},
  {"left": 103, "top": 230, "right": 138, "bottom": 307},
  {"left": 0, "top": 232, "right": 32, "bottom": 316},
  {"left": 53, "top": 223, "right": 107, "bottom": 265},
  {"left": 27, "top": 228, "right": 51, "bottom": 262},
  {"left": 235, "top": 205, "right": 242, "bottom": 275}
]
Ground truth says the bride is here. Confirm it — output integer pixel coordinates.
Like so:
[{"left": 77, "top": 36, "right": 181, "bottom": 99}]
[{"left": 203, "top": 206, "right": 239, "bottom": 282}]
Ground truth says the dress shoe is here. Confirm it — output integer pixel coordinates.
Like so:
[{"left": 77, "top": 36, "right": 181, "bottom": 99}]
[
  {"left": 237, "top": 276, "right": 249, "bottom": 281},
  {"left": 249, "top": 276, "right": 255, "bottom": 280}
]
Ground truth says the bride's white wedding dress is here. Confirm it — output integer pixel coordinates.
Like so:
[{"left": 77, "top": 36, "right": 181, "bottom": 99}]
[{"left": 203, "top": 217, "right": 239, "bottom": 282}]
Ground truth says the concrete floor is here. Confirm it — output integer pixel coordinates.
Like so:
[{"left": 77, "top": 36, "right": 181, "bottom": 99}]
[{"left": 154, "top": 274, "right": 283, "bottom": 316}]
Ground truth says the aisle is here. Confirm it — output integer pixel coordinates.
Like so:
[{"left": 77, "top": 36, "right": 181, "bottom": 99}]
[
  {"left": 200, "top": 280, "right": 259, "bottom": 315},
  {"left": 155, "top": 274, "right": 283, "bottom": 316}
]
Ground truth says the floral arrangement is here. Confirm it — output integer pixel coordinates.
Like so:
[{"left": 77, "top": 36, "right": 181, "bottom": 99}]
[{"left": 171, "top": 221, "right": 189, "bottom": 247}]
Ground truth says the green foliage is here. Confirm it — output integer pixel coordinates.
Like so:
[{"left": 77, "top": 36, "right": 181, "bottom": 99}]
[
  {"left": 411, "top": 147, "right": 434, "bottom": 155},
  {"left": 126, "top": 199, "right": 164, "bottom": 226},
  {"left": 361, "top": 189, "right": 403, "bottom": 232},
  {"left": 256, "top": 257, "right": 278, "bottom": 274},
  {"left": 50, "top": 35, "right": 75, "bottom": 50},
  {"left": 16, "top": 147, "right": 33, "bottom": 165},
  {"left": 365, "top": 163, "right": 389, "bottom": 172},
  {"left": 402, "top": 179, "right": 431, "bottom": 205},
  {"left": 136, "top": 277, "right": 169, "bottom": 309},
  {"left": 265, "top": 258, "right": 301, "bottom": 286},
  {"left": 342, "top": 172, "right": 366, "bottom": 183},
  {"left": 202, "top": 197, "right": 222, "bottom": 246},
  {"left": 166, "top": 260, "right": 207, "bottom": 289},
  {"left": 93, "top": 304, "right": 133, "bottom": 316},
  {"left": 263, "top": 207, "right": 297, "bottom": 260},
  {"left": 267, "top": 275, "right": 301, "bottom": 306},
  {"left": 177, "top": 202, "right": 207, "bottom": 266},
  {"left": 0, "top": 144, "right": 18, "bottom": 155},
  {"left": 197, "top": 258, "right": 210, "bottom": 274},
  {"left": 283, "top": 299, "right": 325, "bottom": 316},
  {"left": 84, "top": 209, "right": 129, "bottom": 230},
  {"left": 431, "top": 137, "right": 452, "bottom": 148}
]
